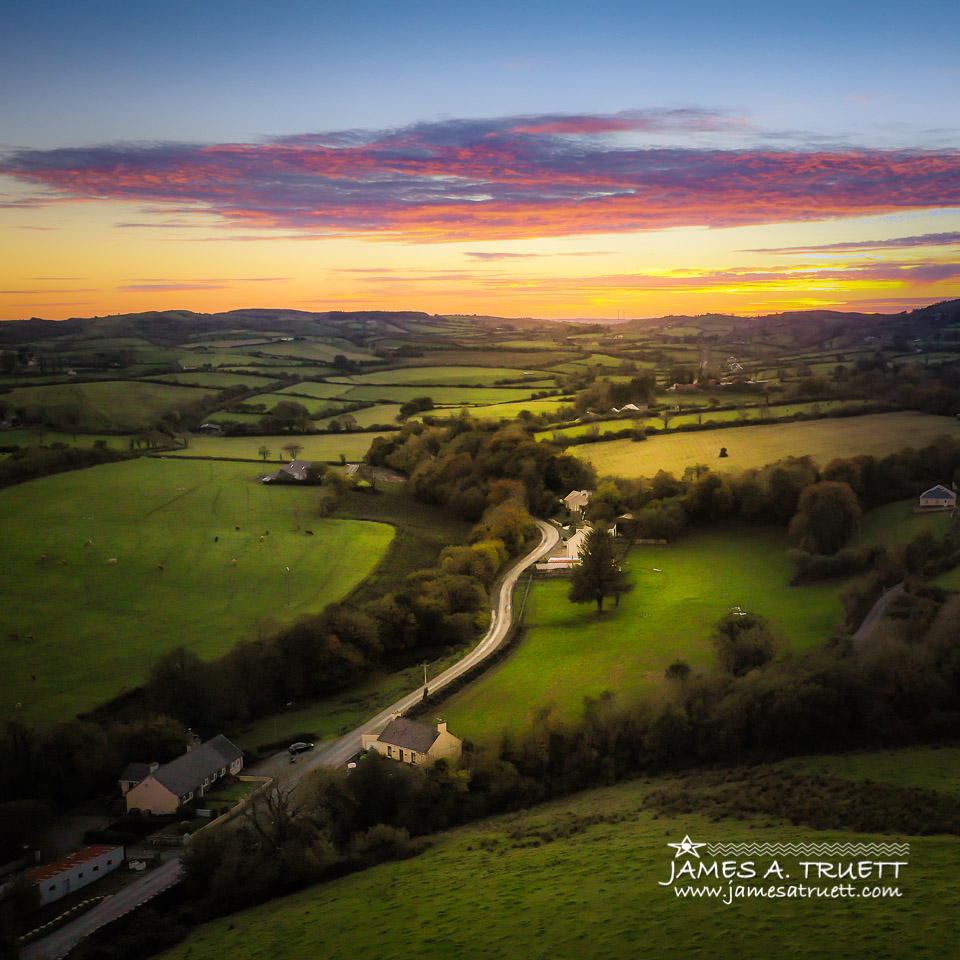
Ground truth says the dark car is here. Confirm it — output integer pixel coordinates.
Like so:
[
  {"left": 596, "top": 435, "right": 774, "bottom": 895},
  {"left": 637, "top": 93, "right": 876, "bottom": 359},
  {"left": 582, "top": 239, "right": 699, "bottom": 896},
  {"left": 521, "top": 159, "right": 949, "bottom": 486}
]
[{"left": 288, "top": 741, "right": 314, "bottom": 755}]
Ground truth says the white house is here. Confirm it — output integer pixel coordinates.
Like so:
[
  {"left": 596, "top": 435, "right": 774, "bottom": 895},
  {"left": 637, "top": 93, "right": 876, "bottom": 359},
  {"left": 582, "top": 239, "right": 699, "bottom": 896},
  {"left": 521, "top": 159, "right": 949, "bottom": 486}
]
[
  {"left": 122, "top": 734, "right": 243, "bottom": 815},
  {"left": 918, "top": 484, "right": 956, "bottom": 510},
  {"left": 30, "top": 845, "right": 124, "bottom": 906},
  {"left": 361, "top": 717, "right": 462, "bottom": 765},
  {"left": 261, "top": 459, "right": 314, "bottom": 484},
  {"left": 561, "top": 490, "right": 593, "bottom": 517}
]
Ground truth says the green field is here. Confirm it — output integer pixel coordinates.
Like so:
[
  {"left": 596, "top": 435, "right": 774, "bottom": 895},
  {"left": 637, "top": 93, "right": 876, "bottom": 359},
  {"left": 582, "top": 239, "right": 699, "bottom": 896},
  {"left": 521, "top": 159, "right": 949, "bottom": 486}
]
[
  {"left": 779, "top": 745, "right": 960, "bottom": 795},
  {"left": 277, "top": 381, "right": 354, "bottom": 400},
  {"left": 340, "top": 385, "right": 539, "bottom": 405},
  {"left": 573, "top": 412, "right": 960, "bottom": 479},
  {"left": 326, "top": 366, "right": 535, "bottom": 385},
  {"left": 2, "top": 381, "right": 217, "bottom": 432},
  {"left": 235, "top": 340, "right": 372, "bottom": 362},
  {"left": 441, "top": 526, "right": 844, "bottom": 743},
  {"left": 0, "top": 458, "right": 395, "bottom": 723},
  {"left": 0, "top": 430, "right": 133, "bottom": 453},
  {"left": 144, "top": 372, "right": 275, "bottom": 389},
  {"left": 160, "top": 772, "right": 957, "bottom": 960},
  {"left": 859, "top": 499, "right": 955, "bottom": 547},
  {"left": 317, "top": 404, "right": 404, "bottom": 429},
  {"left": 167, "top": 432, "right": 394, "bottom": 462},
  {"left": 464, "top": 398, "right": 571, "bottom": 419}
]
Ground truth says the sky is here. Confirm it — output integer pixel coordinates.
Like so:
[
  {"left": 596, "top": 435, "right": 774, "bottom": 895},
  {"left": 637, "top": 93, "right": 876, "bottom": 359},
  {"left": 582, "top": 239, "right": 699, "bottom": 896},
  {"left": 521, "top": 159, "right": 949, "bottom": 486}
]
[{"left": 2, "top": 0, "right": 960, "bottom": 322}]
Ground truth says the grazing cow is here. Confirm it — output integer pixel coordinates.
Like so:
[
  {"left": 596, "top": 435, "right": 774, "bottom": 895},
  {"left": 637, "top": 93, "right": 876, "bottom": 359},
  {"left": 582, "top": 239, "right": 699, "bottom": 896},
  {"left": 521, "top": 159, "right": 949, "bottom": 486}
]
[
  {"left": 264, "top": 530, "right": 269, "bottom": 536},
  {"left": 214, "top": 536, "right": 219, "bottom": 542},
  {"left": 39, "top": 554, "right": 47, "bottom": 562},
  {"left": 60, "top": 560, "right": 67, "bottom": 565},
  {"left": 231, "top": 558, "right": 238, "bottom": 566},
  {"left": 158, "top": 564, "right": 164, "bottom": 571},
  {"left": 235, "top": 525, "right": 241, "bottom": 531},
  {"left": 83, "top": 540, "right": 92, "bottom": 548},
  {"left": 258, "top": 536, "right": 264, "bottom": 542},
  {"left": 304, "top": 530, "right": 314, "bottom": 536},
  {"left": 107, "top": 558, "right": 118, "bottom": 564}
]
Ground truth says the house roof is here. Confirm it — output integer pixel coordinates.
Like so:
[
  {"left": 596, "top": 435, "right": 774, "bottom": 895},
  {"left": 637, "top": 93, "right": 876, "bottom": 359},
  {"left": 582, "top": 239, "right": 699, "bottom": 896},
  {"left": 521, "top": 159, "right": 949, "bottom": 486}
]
[
  {"left": 921, "top": 484, "right": 955, "bottom": 500},
  {"left": 148, "top": 735, "right": 242, "bottom": 798},
  {"left": 376, "top": 717, "right": 441, "bottom": 753},
  {"left": 30, "top": 846, "right": 123, "bottom": 884},
  {"left": 119, "top": 762, "right": 153, "bottom": 785}
]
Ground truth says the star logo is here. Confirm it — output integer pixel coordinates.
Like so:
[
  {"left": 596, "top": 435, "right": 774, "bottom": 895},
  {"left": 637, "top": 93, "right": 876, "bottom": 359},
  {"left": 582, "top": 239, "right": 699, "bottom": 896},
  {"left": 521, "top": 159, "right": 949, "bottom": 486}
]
[{"left": 667, "top": 835, "right": 707, "bottom": 858}]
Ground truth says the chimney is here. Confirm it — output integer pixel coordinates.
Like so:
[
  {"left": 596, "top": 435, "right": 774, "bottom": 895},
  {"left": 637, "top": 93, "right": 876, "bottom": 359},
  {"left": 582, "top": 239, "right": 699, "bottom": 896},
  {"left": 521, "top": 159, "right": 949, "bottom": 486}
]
[
  {"left": 148, "top": 761, "right": 159, "bottom": 773},
  {"left": 436, "top": 720, "right": 447, "bottom": 735},
  {"left": 185, "top": 728, "right": 201, "bottom": 752}
]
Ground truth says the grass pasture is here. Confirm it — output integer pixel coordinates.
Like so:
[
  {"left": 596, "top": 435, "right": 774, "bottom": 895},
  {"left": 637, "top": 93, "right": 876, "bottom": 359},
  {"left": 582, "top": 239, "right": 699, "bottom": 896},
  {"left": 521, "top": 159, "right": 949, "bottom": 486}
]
[
  {"left": 573, "top": 411, "right": 960, "bottom": 479},
  {"left": 159, "top": 772, "right": 958, "bottom": 960},
  {"left": 0, "top": 458, "right": 395, "bottom": 724},
  {"left": 2, "top": 381, "right": 217, "bottom": 432},
  {"left": 167, "top": 432, "right": 394, "bottom": 462},
  {"left": 442, "top": 526, "right": 844, "bottom": 743},
  {"left": 325, "top": 366, "right": 534, "bottom": 385},
  {"left": 338, "top": 385, "right": 539, "bottom": 405},
  {"left": 778, "top": 745, "right": 960, "bottom": 795},
  {"left": 859, "top": 499, "right": 955, "bottom": 548}
]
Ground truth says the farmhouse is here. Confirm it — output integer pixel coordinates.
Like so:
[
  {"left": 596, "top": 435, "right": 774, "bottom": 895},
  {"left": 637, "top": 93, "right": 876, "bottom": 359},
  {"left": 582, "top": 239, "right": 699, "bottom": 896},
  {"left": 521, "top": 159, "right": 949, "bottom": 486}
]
[
  {"left": 30, "top": 845, "right": 124, "bottom": 906},
  {"left": 361, "top": 717, "right": 462, "bottom": 765},
  {"left": 537, "top": 524, "right": 597, "bottom": 570},
  {"left": 261, "top": 458, "right": 314, "bottom": 484},
  {"left": 122, "top": 734, "right": 243, "bottom": 814},
  {"left": 561, "top": 489, "right": 593, "bottom": 517},
  {"left": 918, "top": 484, "right": 956, "bottom": 510}
]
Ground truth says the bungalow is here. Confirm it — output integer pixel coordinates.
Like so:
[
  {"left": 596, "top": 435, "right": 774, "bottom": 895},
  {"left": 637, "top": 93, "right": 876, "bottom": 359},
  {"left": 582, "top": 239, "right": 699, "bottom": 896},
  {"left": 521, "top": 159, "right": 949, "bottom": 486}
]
[
  {"left": 30, "top": 845, "right": 124, "bottom": 906},
  {"left": 561, "top": 489, "right": 593, "bottom": 517},
  {"left": 261, "top": 458, "right": 314, "bottom": 484},
  {"left": 122, "top": 734, "right": 243, "bottom": 815},
  {"left": 361, "top": 717, "right": 462, "bottom": 765},
  {"left": 918, "top": 484, "right": 956, "bottom": 510}
]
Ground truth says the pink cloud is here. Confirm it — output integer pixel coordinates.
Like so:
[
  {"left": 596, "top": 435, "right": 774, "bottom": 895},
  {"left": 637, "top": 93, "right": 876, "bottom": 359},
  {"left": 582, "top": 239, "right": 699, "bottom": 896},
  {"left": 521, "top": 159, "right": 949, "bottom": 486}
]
[{"left": 3, "top": 111, "right": 959, "bottom": 242}]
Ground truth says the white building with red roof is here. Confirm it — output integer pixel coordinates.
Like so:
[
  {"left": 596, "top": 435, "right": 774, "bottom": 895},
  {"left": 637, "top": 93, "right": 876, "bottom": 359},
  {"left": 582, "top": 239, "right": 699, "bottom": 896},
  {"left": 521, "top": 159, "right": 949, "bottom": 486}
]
[{"left": 29, "top": 845, "right": 124, "bottom": 906}]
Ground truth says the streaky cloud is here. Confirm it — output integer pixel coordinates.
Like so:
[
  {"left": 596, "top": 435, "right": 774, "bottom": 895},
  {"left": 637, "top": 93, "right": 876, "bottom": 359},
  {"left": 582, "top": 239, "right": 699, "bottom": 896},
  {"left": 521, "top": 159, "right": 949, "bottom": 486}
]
[{"left": 3, "top": 111, "right": 960, "bottom": 242}]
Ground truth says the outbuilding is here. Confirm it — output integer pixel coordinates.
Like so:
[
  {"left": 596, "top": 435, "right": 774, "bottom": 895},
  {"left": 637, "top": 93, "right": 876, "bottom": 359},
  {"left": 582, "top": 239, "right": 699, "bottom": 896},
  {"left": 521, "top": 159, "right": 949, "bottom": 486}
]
[{"left": 30, "top": 845, "right": 124, "bottom": 906}]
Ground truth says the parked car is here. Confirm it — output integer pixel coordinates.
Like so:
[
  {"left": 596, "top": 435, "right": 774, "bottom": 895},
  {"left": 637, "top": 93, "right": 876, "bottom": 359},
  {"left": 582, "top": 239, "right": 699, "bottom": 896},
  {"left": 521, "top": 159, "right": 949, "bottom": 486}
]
[{"left": 288, "top": 741, "right": 314, "bottom": 755}]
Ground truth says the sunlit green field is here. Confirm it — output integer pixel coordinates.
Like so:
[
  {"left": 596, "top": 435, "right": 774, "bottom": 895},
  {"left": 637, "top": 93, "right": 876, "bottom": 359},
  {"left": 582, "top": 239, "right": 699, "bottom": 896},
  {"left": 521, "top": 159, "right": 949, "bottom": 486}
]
[
  {"left": 442, "top": 526, "right": 844, "bottom": 743},
  {"left": 574, "top": 412, "right": 960, "bottom": 479},
  {"left": 166, "top": 432, "right": 393, "bottom": 462},
  {"left": 325, "top": 366, "right": 535, "bottom": 385},
  {"left": 160, "top": 771, "right": 957, "bottom": 960},
  {"left": 0, "top": 458, "right": 394, "bottom": 723}
]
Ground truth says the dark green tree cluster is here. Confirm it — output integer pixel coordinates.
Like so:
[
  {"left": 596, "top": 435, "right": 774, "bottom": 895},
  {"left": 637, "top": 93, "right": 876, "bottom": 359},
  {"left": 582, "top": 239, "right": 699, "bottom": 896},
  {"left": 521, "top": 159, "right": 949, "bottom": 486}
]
[{"left": 367, "top": 418, "right": 595, "bottom": 523}]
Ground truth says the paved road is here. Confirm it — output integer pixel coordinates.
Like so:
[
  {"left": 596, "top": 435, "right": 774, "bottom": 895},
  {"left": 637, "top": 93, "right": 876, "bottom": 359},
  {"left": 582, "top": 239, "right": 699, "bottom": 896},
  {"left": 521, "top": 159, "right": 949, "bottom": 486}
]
[
  {"left": 300, "top": 518, "right": 559, "bottom": 772},
  {"left": 21, "top": 859, "right": 182, "bottom": 960},
  {"left": 853, "top": 581, "right": 904, "bottom": 645},
  {"left": 21, "top": 519, "right": 558, "bottom": 959}
]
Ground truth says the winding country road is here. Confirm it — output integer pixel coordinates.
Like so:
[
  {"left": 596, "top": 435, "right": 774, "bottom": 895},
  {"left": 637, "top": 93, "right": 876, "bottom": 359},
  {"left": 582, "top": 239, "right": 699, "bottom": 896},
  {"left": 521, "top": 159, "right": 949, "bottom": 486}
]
[
  {"left": 300, "top": 518, "right": 559, "bottom": 772},
  {"left": 21, "top": 519, "right": 559, "bottom": 960}
]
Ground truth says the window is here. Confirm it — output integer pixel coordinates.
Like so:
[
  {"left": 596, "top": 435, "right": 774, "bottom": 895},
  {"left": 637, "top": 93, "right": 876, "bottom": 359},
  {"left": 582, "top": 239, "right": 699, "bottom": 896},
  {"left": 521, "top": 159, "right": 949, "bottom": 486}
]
[
  {"left": 48, "top": 885, "right": 56, "bottom": 892},
  {"left": 78, "top": 872, "right": 84, "bottom": 878},
  {"left": 107, "top": 860, "right": 113, "bottom": 865},
  {"left": 387, "top": 745, "right": 392, "bottom": 757},
  {"left": 93, "top": 866, "right": 99, "bottom": 872}
]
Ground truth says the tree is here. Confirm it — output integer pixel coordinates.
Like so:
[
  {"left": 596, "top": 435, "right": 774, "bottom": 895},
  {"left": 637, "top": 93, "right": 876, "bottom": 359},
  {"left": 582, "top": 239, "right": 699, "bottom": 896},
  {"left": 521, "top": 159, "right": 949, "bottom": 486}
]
[
  {"left": 568, "top": 525, "right": 634, "bottom": 612},
  {"left": 788, "top": 481, "right": 860, "bottom": 555},
  {"left": 710, "top": 611, "right": 779, "bottom": 676},
  {"left": 258, "top": 445, "right": 271, "bottom": 461},
  {"left": 282, "top": 442, "right": 303, "bottom": 460}
]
